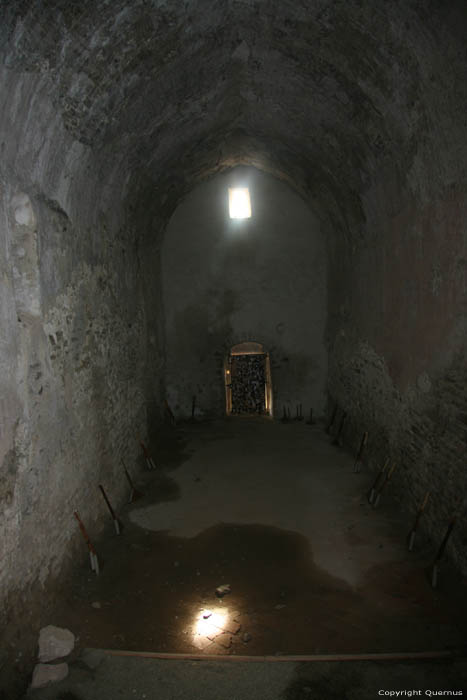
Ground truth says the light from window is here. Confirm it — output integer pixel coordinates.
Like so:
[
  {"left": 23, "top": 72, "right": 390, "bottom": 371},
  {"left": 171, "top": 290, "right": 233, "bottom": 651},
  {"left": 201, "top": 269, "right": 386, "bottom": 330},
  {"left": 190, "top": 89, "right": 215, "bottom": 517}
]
[{"left": 228, "top": 188, "right": 251, "bottom": 219}]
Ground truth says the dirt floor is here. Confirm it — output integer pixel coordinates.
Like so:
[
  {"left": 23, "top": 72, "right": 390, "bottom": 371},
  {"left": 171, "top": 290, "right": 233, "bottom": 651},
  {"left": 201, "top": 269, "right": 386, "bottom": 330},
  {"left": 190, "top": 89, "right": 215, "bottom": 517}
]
[
  {"left": 26, "top": 653, "right": 467, "bottom": 700},
  {"left": 46, "top": 417, "right": 467, "bottom": 661}
]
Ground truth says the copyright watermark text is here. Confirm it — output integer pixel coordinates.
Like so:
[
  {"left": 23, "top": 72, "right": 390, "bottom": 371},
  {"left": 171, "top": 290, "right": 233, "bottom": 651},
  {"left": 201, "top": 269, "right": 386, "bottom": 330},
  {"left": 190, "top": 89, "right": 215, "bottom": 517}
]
[{"left": 378, "top": 692, "right": 463, "bottom": 697}]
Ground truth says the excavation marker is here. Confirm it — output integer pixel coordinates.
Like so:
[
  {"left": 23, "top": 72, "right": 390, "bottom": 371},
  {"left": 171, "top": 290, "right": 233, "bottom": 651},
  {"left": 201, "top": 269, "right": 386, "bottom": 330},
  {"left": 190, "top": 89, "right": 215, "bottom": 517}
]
[
  {"left": 91, "top": 551, "right": 100, "bottom": 575},
  {"left": 368, "top": 458, "right": 389, "bottom": 504},
  {"left": 99, "top": 484, "right": 121, "bottom": 535},
  {"left": 332, "top": 411, "right": 347, "bottom": 447},
  {"left": 373, "top": 463, "right": 396, "bottom": 508},
  {"left": 121, "top": 459, "right": 143, "bottom": 502},
  {"left": 407, "top": 491, "right": 430, "bottom": 551},
  {"left": 140, "top": 441, "right": 156, "bottom": 470},
  {"left": 306, "top": 408, "right": 315, "bottom": 425},
  {"left": 431, "top": 517, "right": 456, "bottom": 589},
  {"left": 281, "top": 406, "right": 289, "bottom": 423},
  {"left": 353, "top": 431, "right": 368, "bottom": 473},
  {"left": 325, "top": 405, "right": 338, "bottom": 434},
  {"left": 74, "top": 511, "right": 100, "bottom": 576}
]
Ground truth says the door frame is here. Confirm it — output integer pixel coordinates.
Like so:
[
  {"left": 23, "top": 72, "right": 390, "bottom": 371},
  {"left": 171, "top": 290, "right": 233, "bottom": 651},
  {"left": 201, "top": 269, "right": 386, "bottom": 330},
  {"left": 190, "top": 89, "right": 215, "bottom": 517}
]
[{"left": 224, "top": 342, "right": 273, "bottom": 417}]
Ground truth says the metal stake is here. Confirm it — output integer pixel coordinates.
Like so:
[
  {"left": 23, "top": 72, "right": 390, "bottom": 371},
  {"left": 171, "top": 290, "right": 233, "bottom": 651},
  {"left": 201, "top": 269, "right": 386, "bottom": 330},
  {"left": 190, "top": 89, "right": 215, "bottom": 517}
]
[
  {"left": 407, "top": 491, "right": 430, "bottom": 551},
  {"left": 74, "top": 511, "right": 99, "bottom": 576},
  {"left": 372, "top": 463, "right": 396, "bottom": 509},
  {"left": 353, "top": 431, "right": 368, "bottom": 473},
  {"left": 332, "top": 411, "right": 347, "bottom": 446},
  {"left": 368, "top": 458, "right": 389, "bottom": 504},
  {"left": 431, "top": 517, "right": 456, "bottom": 589}
]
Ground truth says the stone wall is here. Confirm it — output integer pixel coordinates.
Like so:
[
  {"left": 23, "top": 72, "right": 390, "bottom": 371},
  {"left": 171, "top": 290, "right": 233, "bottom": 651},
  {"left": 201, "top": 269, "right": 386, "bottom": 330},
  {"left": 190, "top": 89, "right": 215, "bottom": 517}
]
[
  {"left": 1, "top": 4, "right": 467, "bottom": 694},
  {"left": 322, "top": 3, "right": 467, "bottom": 574},
  {"left": 327, "top": 183, "right": 467, "bottom": 574},
  {"left": 161, "top": 166, "right": 328, "bottom": 419},
  {"left": 0, "top": 69, "right": 151, "bottom": 675}
]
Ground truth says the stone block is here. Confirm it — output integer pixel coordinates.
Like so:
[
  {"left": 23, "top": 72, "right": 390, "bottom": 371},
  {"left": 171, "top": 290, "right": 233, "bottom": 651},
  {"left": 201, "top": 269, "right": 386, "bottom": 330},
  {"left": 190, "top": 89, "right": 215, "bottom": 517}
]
[
  {"left": 31, "top": 662, "right": 68, "bottom": 689},
  {"left": 38, "top": 625, "right": 75, "bottom": 662}
]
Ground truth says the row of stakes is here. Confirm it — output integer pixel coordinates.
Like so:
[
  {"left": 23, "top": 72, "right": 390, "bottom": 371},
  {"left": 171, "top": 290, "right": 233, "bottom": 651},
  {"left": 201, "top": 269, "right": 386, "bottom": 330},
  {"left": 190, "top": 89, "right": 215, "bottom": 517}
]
[
  {"left": 76, "top": 412, "right": 457, "bottom": 590},
  {"left": 325, "top": 405, "right": 457, "bottom": 590},
  {"left": 281, "top": 404, "right": 315, "bottom": 424},
  {"left": 73, "top": 440, "right": 158, "bottom": 576}
]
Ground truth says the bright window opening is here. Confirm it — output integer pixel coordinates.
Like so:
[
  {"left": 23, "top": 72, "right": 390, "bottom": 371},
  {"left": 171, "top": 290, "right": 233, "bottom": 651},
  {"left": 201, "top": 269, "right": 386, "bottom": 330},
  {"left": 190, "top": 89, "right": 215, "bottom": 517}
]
[{"left": 228, "top": 188, "right": 251, "bottom": 219}]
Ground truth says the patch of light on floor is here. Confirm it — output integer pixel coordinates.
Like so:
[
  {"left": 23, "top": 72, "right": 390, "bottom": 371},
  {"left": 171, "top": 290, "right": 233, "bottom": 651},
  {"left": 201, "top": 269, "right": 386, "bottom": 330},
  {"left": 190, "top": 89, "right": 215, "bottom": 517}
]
[{"left": 193, "top": 608, "right": 228, "bottom": 646}]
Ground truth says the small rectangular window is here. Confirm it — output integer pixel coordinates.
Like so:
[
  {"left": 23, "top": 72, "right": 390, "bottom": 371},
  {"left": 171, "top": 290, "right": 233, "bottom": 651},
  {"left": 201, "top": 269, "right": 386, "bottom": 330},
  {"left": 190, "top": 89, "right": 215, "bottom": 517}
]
[{"left": 229, "top": 188, "right": 251, "bottom": 219}]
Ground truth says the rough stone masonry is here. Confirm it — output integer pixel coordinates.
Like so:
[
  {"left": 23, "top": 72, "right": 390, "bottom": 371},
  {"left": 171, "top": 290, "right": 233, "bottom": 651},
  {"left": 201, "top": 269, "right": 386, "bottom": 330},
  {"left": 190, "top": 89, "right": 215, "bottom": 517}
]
[{"left": 0, "top": 0, "right": 467, "bottom": 694}]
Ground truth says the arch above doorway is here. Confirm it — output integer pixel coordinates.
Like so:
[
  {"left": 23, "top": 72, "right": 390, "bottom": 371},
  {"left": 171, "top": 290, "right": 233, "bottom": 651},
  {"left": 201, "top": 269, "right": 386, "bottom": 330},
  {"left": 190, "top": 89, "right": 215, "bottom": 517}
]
[
  {"left": 224, "top": 342, "right": 273, "bottom": 416},
  {"left": 231, "top": 341, "right": 265, "bottom": 355}
]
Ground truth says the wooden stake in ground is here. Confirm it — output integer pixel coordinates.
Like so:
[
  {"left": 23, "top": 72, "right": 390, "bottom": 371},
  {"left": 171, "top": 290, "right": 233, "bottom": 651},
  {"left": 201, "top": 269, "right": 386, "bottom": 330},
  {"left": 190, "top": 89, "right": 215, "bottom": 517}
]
[
  {"left": 121, "top": 459, "right": 143, "bottom": 503},
  {"left": 325, "top": 405, "right": 338, "bottom": 434},
  {"left": 332, "top": 411, "right": 347, "bottom": 446},
  {"left": 73, "top": 511, "right": 100, "bottom": 575},
  {"left": 367, "top": 458, "right": 389, "bottom": 504},
  {"left": 298, "top": 404, "right": 304, "bottom": 421},
  {"left": 99, "top": 484, "right": 121, "bottom": 535},
  {"left": 431, "top": 517, "right": 456, "bottom": 589},
  {"left": 140, "top": 441, "right": 156, "bottom": 470},
  {"left": 407, "top": 491, "right": 430, "bottom": 551},
  {"left": 373, "top": 463, "right": 396, "bottom": 508},
  {"left": 353, "top": 431, "right": 368, "bottom": 473},
  {"left": 306, "top": 408, "right": 315, "bottom": 425},
  {"left": 281, "top": 406, "right": 289, "bottom": 423}
]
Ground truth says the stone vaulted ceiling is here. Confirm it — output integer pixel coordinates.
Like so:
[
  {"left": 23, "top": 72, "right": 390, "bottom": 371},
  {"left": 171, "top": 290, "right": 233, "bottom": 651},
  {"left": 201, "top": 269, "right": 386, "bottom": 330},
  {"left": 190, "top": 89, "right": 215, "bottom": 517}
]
[{"left": 1, "top": 0, "right": 467, "bottom": 236}]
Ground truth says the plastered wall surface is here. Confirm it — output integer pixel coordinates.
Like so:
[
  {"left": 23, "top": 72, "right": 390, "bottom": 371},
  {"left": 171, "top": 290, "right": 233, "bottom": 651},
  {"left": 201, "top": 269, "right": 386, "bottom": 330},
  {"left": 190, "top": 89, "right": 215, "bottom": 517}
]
[
  {"left": 162, "top": 167, "right": 327, "bottom": 418},
  {"left": 326, "top": 153, "right": 467, "bottom": 576},
  {"left": 0, "top": 79, "right": 150, "bottom": 654}
]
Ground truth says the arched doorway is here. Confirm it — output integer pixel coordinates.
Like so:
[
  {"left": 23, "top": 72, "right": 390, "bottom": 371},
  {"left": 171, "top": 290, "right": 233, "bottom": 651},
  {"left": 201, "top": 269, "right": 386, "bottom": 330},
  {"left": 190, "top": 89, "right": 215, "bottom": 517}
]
[{"left": 224, "top": 342, "right": 273, "bottom": 416}]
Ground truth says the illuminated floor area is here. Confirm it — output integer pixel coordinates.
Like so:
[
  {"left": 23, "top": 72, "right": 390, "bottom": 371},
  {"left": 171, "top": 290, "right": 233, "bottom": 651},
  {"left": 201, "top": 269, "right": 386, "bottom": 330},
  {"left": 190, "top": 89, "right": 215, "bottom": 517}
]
[{"left": 52, "top": 418, "right": 467, "bottom": 660}]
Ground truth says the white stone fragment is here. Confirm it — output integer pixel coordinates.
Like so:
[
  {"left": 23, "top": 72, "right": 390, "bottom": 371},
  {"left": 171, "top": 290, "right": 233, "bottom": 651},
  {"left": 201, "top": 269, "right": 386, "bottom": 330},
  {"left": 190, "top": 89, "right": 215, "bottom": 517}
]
[
  {"left": 30, "top": 662, "right": 69, "bottom": 689},
  {"left": 12, "top": 192, "right": 35, "bottom": 227},
  {"left": 38, "top": 625, "right": 75, "bottom": 662}
]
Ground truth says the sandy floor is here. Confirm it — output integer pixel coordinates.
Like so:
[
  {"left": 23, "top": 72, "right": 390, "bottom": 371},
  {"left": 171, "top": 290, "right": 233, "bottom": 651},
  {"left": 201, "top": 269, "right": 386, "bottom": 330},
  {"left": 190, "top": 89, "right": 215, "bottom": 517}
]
[
  {"left": 48, "top": 417, "right": 467, "bottom": 661},
  {"left": 27, "top": 653, "right": 467, "bottom": 700}
]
